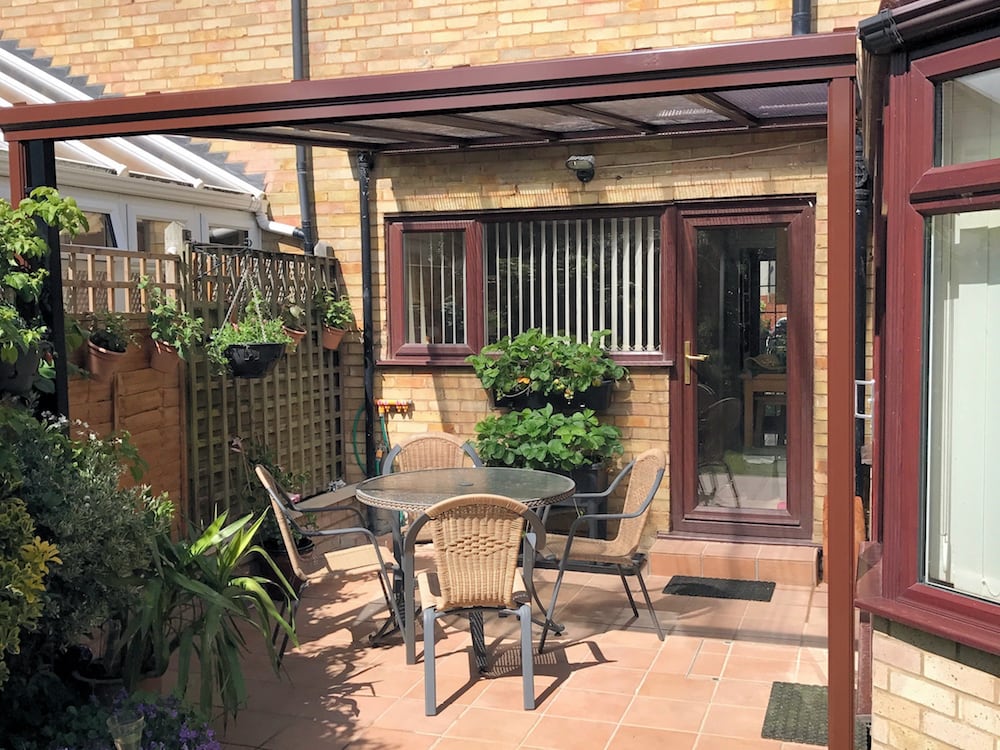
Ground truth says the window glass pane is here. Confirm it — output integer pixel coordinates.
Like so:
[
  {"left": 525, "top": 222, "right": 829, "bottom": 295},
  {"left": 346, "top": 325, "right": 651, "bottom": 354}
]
[
  {"left": 209, "top": 226, "right": 249, "bottom": 247},
  {"left": 136, "top": 219, "right": 173, "bottom": 253},
  {"left": 61, "top": 212, "right": 116, "bottom": 248},
  {"left": 483, "top": 215, "right": 660, "bottom": 352},
  {"left": 402, "top": 231, "right": 466, "bottom": 345},
  {"left": 924, "top": 211, "right": 1000, "bottom": 604},
  {"left": 938, "top": 67, "right": 1000, "bottom": 166}
]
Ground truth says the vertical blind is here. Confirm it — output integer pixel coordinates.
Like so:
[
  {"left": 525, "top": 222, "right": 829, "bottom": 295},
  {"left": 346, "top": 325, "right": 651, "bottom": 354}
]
[{"left": 483, "top": 215, "right": 660, "bottom": 351}]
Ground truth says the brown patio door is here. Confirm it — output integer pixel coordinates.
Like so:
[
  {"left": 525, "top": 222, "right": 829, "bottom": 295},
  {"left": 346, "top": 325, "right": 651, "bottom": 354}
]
[{"left": 670, "top": 200, "right": 814, "bottom": 539}]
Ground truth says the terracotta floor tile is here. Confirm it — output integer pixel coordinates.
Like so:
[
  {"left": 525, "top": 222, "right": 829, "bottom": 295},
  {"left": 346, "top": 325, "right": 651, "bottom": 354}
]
[
  {"left": 709, "top": 678, "right": 774, "bottom": 709},
  {"left": 694, "top": 734, "right": 786, "bottom": 749},
  {"left": 432, "top": 737, "right": 512, "bottom": 750},
  {"left": 700, "top": 703, "right": 769, "bottom": 740},
  {"left": 443, "top": 706, "right": 540, "bottom": 744},
  {"left": 638, "top": 672, "right": 718, "bottom": 702},
  {"left": 369, "top": 696, "right": 459, "bottom": 733},
  {"left": 542, "top": 687, "right": 633, "bottom": 723},
  {"left": 565, "top": 664, "right": 646, "bottom": 693},
  {"left": 722, "top": 655, "right": 798, "bottom": 683},
  {"left": 689, "top": 649, "right": 728, "bottom": 678},
  {"left": 607, "top": 724, "right": 698, "bottom": 750},
  {"left": 521, "top": 715, "right": 617, "bottom": 750},
  {"left": 347, "top": 726, "right": 440, "bottom": 748},
  {"left": 622, "top": 695, "right": 709, "bottom": 733}
]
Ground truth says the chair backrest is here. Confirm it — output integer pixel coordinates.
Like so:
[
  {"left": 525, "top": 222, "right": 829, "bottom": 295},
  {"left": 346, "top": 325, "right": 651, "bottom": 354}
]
[
  {"left": 381, "top": 433, "right": 482, "bottom": 475},
  {"left": 603, "top": 447, "right": 666, "bottom": 558},
  {"left": 407, "top": 493, "right": 545, "bottom": 611},
  {"left": 254, "top": 464, "right": 309, "bottom": 582}
]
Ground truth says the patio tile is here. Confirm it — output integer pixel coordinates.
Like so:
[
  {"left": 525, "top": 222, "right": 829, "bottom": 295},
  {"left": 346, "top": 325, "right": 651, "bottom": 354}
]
[
  {"left": 700, "top": 703, "right": 770, "bottom": 740},
  {"left": 637, "top": 672, "right": 718, "bottom": 702},
  {"left": 710, "top": 678, "right": 774, "bottom": 709},
  {"left": 369, "top": 696, "right": 458, "bottom": 734},
  {"left": 442, "top": 706, "right": 540, "bottom": 744},
  {"left": 521, "top": 715, "right": 618, "bottom": 749},
  {"left": 606, "top": 724, "right": 698, "bottom": 750},
  {"left": 621, "top": 695, "right": 709, "bottom": 733},
  {"left": 564, "top": 664, "right": 647, "bottom": 693},
  {"left": 345, "top": 725, "right": 440, "bottom": 748},
  {"left": 541, "top": 687, "right": 633, "bottom": 723}
]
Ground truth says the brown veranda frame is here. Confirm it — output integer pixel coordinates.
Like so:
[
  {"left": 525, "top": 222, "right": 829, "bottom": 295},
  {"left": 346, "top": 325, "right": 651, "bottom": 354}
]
[{"left": 0, "top": 32, "right": 860, "bottom": 749}]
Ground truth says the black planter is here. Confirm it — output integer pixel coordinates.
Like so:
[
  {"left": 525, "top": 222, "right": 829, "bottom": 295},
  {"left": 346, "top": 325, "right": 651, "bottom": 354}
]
[
  {"left": 0, "top": 347, "right": 40, "bottom": 395},
  {"left": 224, "top": 343, "right": 284, "bottom": 378},
  {"left": 491, "top": 388, "right": 547, "bottom": 411},
  {"left": 492, "top": 380, "right": 615, "bottom": 413}
]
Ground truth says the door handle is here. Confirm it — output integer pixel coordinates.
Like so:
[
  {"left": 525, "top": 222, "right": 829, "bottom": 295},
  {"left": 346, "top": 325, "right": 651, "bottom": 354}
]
[{"left": 683, "top": 340, "right": 708, "bottom": 385}]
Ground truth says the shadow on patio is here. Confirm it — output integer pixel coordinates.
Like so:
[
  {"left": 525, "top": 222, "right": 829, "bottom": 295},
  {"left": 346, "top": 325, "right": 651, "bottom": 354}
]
[{"left": 215, "top": 547, "right": 829, "bottom": 750}]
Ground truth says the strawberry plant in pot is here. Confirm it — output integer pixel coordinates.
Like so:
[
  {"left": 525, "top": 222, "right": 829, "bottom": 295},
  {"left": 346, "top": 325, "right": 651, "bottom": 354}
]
[
  {"left": 139, "top": 276, "right": 204, "bottom": 370},
  {"left": 467, "top": 328, "right": 627, "bottom": 412},
  {"left": 315, "top": 288, "right": 354, "bottom": 351},
  {"left": 206, "top": 289, "right": 291, "bottom": 378},
  {"left": 86, "top": 312, "right": 136, "bottom": 382}
]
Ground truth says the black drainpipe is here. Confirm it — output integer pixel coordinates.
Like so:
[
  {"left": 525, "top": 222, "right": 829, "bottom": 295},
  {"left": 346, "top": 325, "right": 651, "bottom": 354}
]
[
  {"left": 854, "top": 134, "right": 872, "bottom": 500},
  {"left": 356, "top": 151, "right": 377, "bottom": 477},
  {"left": 792, "top": 0, "right": 812, "bottom": 35},
  {"left": 292, "top": 0, "right": 316, "bottom": 254}
]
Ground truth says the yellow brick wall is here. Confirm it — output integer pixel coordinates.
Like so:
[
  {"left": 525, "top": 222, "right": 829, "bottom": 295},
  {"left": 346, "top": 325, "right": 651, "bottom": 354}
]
[
  {"left": 7, "top": 0, "right": 878, "bottom": 539},
  {"left": 871, "top": 621, "right": 1000, "bottom": 750}
]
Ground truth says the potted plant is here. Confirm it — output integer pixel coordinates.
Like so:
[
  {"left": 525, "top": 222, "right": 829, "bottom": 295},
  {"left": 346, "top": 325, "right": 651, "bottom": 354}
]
[
  {"left": 473, "top": 403, "right": 624, "bottom": 488},
  {"left": 86, "top": 311, "right": 135, "bottom": 382},
  {"left": 1, "top": 187, "right": 87, "bottom": 394},
  {"left": 280, "top": 298, "right": 308, "bottom": 351},
  {"left": 315, "top": 288, "right": 354, "bottom": 351},
  {"left": 138, "top": 276, "right": 204, "bottom": 371},
  {"left": 205, "top": 289, "right": 291, "bottom": 378},
  {"left": 467, "top": 328, "right": 627, "bottom": 412}
]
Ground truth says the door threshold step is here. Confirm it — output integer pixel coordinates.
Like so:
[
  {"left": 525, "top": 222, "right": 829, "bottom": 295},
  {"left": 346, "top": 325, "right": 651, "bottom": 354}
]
[{"left": 649, "top": 538, "right": 818, "bottom": 587}]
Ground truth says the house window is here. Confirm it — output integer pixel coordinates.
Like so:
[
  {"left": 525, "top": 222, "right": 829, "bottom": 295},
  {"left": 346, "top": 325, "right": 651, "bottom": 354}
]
[
  {"left": 61, "top": 211, "right": 116, "bottom": 248},
  {"left": 386, "top": 211, "right": 663, "bottom": 364},
  {"left": 924, "top": 211, "right": 1000, "bottom": 605},
  {"left": 864, "top": 35, "right": 1000, "bottom": 653}
]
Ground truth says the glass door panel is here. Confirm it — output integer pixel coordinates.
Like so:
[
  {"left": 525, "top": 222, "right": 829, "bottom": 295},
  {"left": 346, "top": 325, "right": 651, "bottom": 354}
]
[{"left": 694, "top": 227, "right": 788, "bottom": 512}]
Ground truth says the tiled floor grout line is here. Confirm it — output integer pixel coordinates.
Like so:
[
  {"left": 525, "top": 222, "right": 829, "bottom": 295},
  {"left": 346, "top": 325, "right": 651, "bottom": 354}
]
[{"left": 596, "top": 632, "right": 669, "bottom": 750}]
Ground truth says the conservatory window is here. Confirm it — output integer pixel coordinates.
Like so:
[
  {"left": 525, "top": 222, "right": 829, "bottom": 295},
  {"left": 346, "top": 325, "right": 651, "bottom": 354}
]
[{"left": 923, "top": 210, "right": 1000, "bottom": 605}]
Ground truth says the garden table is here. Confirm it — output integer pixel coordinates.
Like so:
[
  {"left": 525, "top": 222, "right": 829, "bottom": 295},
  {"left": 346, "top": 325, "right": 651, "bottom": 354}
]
[{"left": 356, "top": 466, "right": 575, "bottom": 664}]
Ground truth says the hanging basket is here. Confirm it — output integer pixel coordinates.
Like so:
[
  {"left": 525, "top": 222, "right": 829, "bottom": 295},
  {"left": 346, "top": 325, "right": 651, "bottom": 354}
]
[
  {"left": 321, "top": 325, "right": 346, "bottom": 351},
  {"left": 224, "top": 343, "right": 284, "bottom": 379}
]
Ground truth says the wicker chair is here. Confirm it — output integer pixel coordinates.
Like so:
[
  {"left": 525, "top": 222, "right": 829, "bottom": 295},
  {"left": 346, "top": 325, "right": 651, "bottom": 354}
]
[
  {"left": 537, "top": 447, "right": 666, "bottom": 652},
  {"left": 254, "top": 465, "right": 400, "bottom": 660},
  {"left": 404, "top": 493, "right": 546, "bottom": 715},
  {"left": 381, "top": 433, "right": 483, "bottom": 541}
]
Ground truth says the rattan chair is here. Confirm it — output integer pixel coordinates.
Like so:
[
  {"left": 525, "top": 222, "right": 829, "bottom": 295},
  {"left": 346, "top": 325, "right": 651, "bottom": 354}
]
[
  {"left": 254, "top": 465, "right": 400, "bottom": 659},
  {"left": 404, "top": 493, "right": 546, "bottom": 716},
  {"left": 381, "top": 432, "right": 483, "bottom": 541},
  {"left": 537, "top": 447, "right": 666, "bottom": 652}
]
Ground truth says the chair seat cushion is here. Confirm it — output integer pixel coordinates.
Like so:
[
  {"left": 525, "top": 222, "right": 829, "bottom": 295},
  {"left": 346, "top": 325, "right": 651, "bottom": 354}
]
[{"left": 542, "top": 534, "right": 634, "bottom": 566}]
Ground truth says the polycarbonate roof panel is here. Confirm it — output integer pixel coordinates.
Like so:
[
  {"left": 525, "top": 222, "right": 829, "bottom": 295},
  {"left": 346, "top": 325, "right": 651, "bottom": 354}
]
[
  {"left": 584, "top": 95, "right": 729, "bottom": 125},
  {"left": 473, "top": 107, "right": 608, "bottom": 133},
  {"left": 713, "top": 83, "right": 828, "bottom": 119},
  {"left": 354, "top": 117, "right": 501, "bottom": 139}
]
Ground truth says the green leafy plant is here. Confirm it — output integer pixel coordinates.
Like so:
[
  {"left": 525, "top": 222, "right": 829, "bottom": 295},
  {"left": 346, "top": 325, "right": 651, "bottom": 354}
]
[
  {"left": 473, "top": 403, "right": 623, "bottom": 472},
  {"left": 229, "top": 435, "right": 310, "bottom": 548},
  {"left": 280, "top": 297, "right": 307, "bottom": 331},
  {"left": 138, "top": 276, "right": 204, "bottom": 360},
  {"left": 87, "top": 311, "right": 135, "bottom": 354},
  {"left": 0, "top": 187, "right": 87, "bottom": 365},
  {"left": 205, "top": 289, "right": 292, "bottom": 372},
  {"left": 315, "top": 288, "right": 354, "bottom": 330},
  {"left": 467, "top": 328, "right": 627, "bottom": 402}
]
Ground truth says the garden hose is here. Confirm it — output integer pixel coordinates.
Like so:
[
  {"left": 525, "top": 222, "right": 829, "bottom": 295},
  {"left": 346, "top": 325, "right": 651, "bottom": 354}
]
[{"left": 350, "top": 403, "right": 393, "bottom": 475}]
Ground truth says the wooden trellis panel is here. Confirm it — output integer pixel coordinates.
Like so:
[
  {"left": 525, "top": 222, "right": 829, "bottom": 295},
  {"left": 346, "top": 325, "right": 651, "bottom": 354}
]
[{"left": 183, "top": 242, "right": 345, "bottom": 524}]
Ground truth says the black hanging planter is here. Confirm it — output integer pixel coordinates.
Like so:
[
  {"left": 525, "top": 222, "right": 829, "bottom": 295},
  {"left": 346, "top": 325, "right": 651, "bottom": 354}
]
[
  {"left": 491, "top": 387, "right": 548, "bottom": 411},
  {"left": 547, "top": 380, "right": 615, "bottom": 413},
  {"left": 224, "top": 343, "right": 284, "bottom": 379}
]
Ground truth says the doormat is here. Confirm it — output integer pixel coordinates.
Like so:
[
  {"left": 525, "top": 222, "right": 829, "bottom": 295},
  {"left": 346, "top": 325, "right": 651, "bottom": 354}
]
[
  {"left": 761, "top": 682, "right": 870, "bottom": 749},
  {"left": 662, "top": 575, "right": 775, "bottom": 602}
]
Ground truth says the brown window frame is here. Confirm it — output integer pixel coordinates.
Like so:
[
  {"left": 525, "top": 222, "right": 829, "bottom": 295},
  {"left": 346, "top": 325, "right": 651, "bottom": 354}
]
[
  {"left": 860, "top": 34, "right": 1000, "bottom": 654},
  {"left": 383, "top": 208, "right": 674, "bottom": 367}
]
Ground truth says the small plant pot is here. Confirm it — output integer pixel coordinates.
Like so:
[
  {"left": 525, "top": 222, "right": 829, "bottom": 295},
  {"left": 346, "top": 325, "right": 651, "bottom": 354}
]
[
  {"left": 0, "top": 346, "right": 40, "bottom": 395},
  {"left": 321, "top": 325, "right": 346, "bottom": 351},
  {"left": 148, "top": 340, "right": 180, "bottom": 374},
  {"left": 224, "top": 343, "right": 284, "bottom": 379},
  {"left": 86, "top": 339, "right": 126, "bottom": 383},
  {"left": 283, "top": 325, "right": 307, "bottom": 352}
]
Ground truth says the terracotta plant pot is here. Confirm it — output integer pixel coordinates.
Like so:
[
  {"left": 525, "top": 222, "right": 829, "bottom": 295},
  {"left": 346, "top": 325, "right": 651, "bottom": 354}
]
[
  {"left": 321, "top": 325, "right": 346, "bottom": 351},
  {"left": 86, "top": 339, "right": 126, "bottom": 383},
  {"left": 283, "top": 325, "right": 307, "bottom": 352},
  {"left": 148, "top": 340, "right": 180, "bottom": 373}
]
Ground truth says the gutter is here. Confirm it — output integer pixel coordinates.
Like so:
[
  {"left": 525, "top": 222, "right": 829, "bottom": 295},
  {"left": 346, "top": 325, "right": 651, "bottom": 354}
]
[{"left": 859, "top": 0, "right": 1000, "bottom": 55}]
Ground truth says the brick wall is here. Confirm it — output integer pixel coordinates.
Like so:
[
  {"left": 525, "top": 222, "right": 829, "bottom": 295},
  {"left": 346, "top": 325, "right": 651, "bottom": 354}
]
[
  {"left": 7, "top": 0, "right": 880, "bottom": 539},
  {"left": 871, "top": 619, "right": 1000, "bottom": 750}
]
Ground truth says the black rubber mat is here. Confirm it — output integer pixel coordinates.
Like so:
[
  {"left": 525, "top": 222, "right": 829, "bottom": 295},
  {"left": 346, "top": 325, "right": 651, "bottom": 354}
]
[
  {"left": 761, "top": 682, "right": 870, "bottom": 749},
  {"left": 662, "top": 574, "right": 776, "bottom": 602}
]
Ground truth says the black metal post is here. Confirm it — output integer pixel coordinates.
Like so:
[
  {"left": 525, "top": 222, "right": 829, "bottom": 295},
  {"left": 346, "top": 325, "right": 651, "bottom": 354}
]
[
  {"left": 25, "top": 140, "right": 69, "bottom": 419},
  {"left": 357, "top": 151, "right": 377, "bottom": 477}
]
